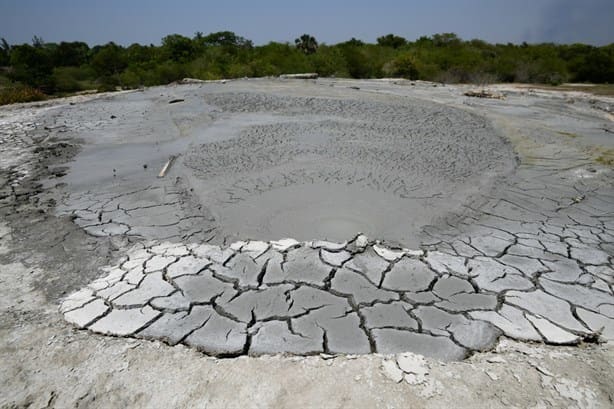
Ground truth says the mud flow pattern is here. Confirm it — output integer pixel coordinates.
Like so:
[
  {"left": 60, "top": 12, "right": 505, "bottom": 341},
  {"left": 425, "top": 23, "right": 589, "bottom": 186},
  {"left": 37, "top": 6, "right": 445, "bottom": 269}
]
[
  {"left": 182, "top": 92, "right": 513, "bottom": 246},
  {"left": 55, "top": 85, "right": 613, "bottom": 360}
]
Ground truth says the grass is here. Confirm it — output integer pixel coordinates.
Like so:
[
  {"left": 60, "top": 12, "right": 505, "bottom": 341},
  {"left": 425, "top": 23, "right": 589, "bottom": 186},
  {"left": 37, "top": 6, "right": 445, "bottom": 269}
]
[
  {"left": 518, "top": 83, "right": 614, "bottom": 97},
  {"left": 595, "top": 148, "right": 614, "bottom": 167},
  {"left": 0, "top": 74, "right": 11, "bottom": 87},
  {"left": 0, "top": 85, "right": 47, "bottom": 105},
  {"left": 556, "top": 131, "right": 579, "bottom": 138}
]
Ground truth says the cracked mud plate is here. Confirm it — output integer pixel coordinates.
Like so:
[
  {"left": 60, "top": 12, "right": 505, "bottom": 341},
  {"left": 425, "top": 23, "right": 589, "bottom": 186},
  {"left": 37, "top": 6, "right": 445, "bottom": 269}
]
[
  {"left": 36, "top": 80, "right": 613, "bottom": 361},
  {"left": 61, "top": 233, "right": 612, "bottom": 360}
]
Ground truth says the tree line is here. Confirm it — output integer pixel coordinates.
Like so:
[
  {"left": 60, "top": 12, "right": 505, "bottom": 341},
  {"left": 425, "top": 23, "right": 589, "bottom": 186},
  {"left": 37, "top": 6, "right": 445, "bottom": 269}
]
[{"left": 0, "top": 31, "right": 612, "bottom": 96}]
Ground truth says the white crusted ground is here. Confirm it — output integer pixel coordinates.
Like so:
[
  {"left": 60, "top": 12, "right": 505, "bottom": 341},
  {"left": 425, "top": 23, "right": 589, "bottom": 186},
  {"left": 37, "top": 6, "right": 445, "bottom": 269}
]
[{"left": 1, "top": 79, "right": 613, "bottom": 408}]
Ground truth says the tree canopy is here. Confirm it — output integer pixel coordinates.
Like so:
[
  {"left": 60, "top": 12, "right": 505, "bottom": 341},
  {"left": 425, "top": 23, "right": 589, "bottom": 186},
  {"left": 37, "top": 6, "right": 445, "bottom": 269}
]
[
  {"left": 0, "top": 31, "right": 612, "bottom": 97},
  {"left": 295, "top": 34, "right": 318, "bottom": 55}
]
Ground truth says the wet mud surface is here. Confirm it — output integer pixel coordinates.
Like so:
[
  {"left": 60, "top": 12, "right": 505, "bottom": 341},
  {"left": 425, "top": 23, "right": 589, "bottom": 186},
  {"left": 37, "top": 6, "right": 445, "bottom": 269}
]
[{"left": 54, "top": 83, "right": 516, "bottom": 247}]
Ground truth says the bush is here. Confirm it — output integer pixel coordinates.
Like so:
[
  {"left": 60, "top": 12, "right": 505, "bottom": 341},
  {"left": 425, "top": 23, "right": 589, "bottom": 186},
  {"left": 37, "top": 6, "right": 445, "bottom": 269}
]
[
  {"left": 3, "top": 31, "right": 613, "bottom": 96},
  {"left": 388, "top": 53, "right": 419, "bottom": 79},
  {"left": 52, "top": 67, "right": 84, "bottom": 92},
  {"left": 97, "top": 75, "right": 120, "bottom": 92},
  {"left": 119, "top": 69, "right": 143, "bottom": 88},
  {"left": 0, "top": 85, "right": 46, "bottom": 105},
  {"left": 152, "top": 62, "right": 188, "bottom": 84},
  {"left": 226, "top": 62, "right": 253, "bottom": 78},
  {"left": 9, "top": 44, "right": 55, "bottom": 91},
  {"left": 247, "top": 59, "right": 277, "bottom": 77},
  {"left": 310, "top": 46, "right": 348, "bottom": 77}
]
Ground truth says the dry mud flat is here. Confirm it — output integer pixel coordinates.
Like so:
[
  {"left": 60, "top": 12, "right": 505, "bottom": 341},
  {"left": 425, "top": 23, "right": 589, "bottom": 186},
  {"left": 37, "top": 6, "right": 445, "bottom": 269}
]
[{"left": 1, "top": 79, "right": 613, "bottom": 408}]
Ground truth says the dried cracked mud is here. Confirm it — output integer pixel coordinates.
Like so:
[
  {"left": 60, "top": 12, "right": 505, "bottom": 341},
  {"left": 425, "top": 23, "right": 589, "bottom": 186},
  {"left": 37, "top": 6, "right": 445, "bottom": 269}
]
[{"left": 2, "top": 79, "right": 613, "bottom": 408}]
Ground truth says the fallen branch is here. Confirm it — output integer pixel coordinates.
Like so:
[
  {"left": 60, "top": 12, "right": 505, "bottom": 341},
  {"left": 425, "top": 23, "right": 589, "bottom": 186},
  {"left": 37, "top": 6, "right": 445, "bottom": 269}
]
[{"left": 158, "top": 155, "right": 177, "bottom": 178}]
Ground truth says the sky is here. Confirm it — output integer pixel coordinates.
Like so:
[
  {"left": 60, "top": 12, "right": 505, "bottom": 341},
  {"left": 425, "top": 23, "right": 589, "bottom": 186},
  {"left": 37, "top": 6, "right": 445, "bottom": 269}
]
[{"left": 1, "top": 0, "right": 613, "bottom": 46}]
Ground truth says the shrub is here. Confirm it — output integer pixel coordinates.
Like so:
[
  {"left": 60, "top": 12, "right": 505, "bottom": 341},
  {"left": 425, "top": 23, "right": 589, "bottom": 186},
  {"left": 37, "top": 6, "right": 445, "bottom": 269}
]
[
  {"left": 310, "top": 46, "right": 348, "bottom": 77},
  {"left": 96, "top": 75, "right": 120, "bottom": 92},
  {"left": 226, "top": 62, "right": 253, "bottom": 78},
  {"left": 52, "top": 66, "right": 84, "bottom": 92},
  {"left": 0, "top": 85, "right": 46, "bottom": 105},
  {"left": 152, "top": 62, "right": 188, "bottom": 84},
  {"left": 388, "top": 53, "right": 419, "bottom": 79},
  {"left": 119, "top": 69, "right": 143, "bottom": 89}
]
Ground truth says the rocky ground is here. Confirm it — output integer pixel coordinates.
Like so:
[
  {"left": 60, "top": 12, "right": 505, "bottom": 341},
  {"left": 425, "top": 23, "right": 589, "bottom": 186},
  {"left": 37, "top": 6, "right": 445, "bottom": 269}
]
[{"left": 1, "top": 79, "right": 613, "bottom": 408}]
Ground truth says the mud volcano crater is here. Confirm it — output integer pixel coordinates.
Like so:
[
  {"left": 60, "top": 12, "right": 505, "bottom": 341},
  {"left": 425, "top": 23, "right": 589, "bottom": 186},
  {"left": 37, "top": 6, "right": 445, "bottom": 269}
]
[
  {"left": 61, "top": 83, "right": 583, "bottom": 360},
  {"left": 182, "top": 91, "right": 515, "bottom": 246}
]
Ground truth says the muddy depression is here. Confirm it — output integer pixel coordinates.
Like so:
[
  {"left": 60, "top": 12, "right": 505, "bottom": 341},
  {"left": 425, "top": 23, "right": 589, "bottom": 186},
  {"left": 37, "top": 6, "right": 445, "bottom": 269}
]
[
  {"left": 42, "top": 80, "right": 612, "bottom": 359},
  {"left": 59, "top": 82, "right": 515, "bottom": 246}
]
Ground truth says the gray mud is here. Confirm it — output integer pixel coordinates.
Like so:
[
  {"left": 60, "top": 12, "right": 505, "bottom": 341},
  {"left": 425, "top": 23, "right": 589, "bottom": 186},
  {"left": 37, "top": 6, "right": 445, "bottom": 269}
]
[
  {"left": 1, "top": 79, "right": 613, "bottom": 408},
  {"left": 54, "top": 81, "right": 515, "bottom": 246},
  {"left": 47, "top": 79, "right": 613, "bottom": 359}
]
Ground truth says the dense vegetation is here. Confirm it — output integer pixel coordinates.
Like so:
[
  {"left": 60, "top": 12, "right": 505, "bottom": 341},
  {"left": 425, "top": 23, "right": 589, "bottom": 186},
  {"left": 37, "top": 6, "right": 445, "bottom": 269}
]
[{"left": 0, "top": 31, "right": 612, "bottom": 103}]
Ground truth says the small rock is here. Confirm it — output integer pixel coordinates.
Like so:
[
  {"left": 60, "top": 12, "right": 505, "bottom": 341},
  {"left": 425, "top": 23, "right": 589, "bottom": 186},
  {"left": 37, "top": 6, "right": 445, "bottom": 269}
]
[
  {"left": 418, "top": 378, "right": 443, "bottom": 398},
  {"left": 381, "top": 359, "right": 404, "bottom": 383},
  {"left": 486, "top": 356, "right": 507, "bottom": 364},
  {"left": 485, "top": 370, "right": 499, "bottom": 381},
  {"left": 373, "top": 244, "right": 404, "bottom": 261},
  {"left": 397, "top": 352, "right": 429, "bottom": 385},
  {"left": 321, "top": 249, "right": 352, "bottom": 267},
  {"left": 355, "top": 234, "right": 368, "bottom": 248},
  {"left": 531, "top": 364, "right": 554, "bottom": 377},
  {"left": 405, "top": 249, "right": 425, "bottom": 257},
  {"left": 230, "top": 241, "right": 246, "bottom": 251},
  {"left": 241, "top": 240, "right": 270, "bottom": 258},
  {"left": 405, "top": 373, "right": 424, "bottom": 385},
  {"left": 310, "top": 240, "right": 347, "bottom": 251},
  {"left": 271, "top": 238, "right": 299, "bottom": 251}
]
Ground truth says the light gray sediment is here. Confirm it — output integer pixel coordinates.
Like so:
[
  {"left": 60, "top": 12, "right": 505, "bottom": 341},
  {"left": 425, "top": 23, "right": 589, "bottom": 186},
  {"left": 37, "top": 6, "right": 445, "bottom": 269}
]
[{"left": 2, "top": 79, "right": 613, "bottom": 362}]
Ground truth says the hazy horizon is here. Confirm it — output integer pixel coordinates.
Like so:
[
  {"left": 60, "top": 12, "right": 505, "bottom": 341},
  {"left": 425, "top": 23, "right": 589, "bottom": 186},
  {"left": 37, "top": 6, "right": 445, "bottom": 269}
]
[{"left": 2, "top": 0, "right": 613, "bottom": 47}]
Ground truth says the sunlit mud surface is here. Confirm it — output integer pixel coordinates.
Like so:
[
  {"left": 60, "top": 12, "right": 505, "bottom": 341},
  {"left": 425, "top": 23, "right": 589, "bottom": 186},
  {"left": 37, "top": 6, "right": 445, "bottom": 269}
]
[
  {"left": 28, "top": 79, "right": 610, "bottom": 358},
  {"left": 2, "top": 79, "right": 614, "bottom": 408}
]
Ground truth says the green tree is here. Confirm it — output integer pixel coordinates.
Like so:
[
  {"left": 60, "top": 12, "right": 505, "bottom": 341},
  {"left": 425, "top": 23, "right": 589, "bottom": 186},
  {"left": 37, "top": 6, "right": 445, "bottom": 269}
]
[
  {"left": 341, "top": 38, "right": 365, "bottom": 47},
  {"left": 53, "top": 41, "right": 90, "bottom": 66},
  {"left": 252, "top": 42, "right": 310, "bottom": 75},
  {"left": 161, "top": 34, "right": 195, "bottom": 62},
  {"left": 200, "top": 31, "right": 253, "bottom": 48},
  {"left": 4, "top": 30, "right": 614, "bottom": 98},
  {"left": 376, "top": 34, "right": 407, "bottom": 49},
  {"left": 91, "top": 42, "right": 127, "bottom": 76},
  {"left": 295, "top": 34, "right": 318, "bottom": 55},
  {"left": 568, "top": 46, "right": 614, "bottom": 83},
  {"left": 52, "top": 66, "right": 83, "bottom": 92},
  {"left": 31, "top": 35, "right": 45, "bottom": 48},
  {"left": 432, "top": 33, "right": 462, "bottom": 47},
  {"left": 90, "top": 42, "right": 127, "bottom": 89},
  {"left": 125, "top": 43, "right": 157, "bottom": 65},
  {"left": 9, "top": 43, "right": 55, "bottom": 90},
  {"left": 310, "top": 45, "right": 348, "bottom": 77},
  {"left": 0, "top": 38, "right": 10, "bottom": 66},
  {"left": 388, "top": 53, "right": 419, "bottom": 79},
  {"left": 339, "top": 44, "right": 371, "bottom": 78}
]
